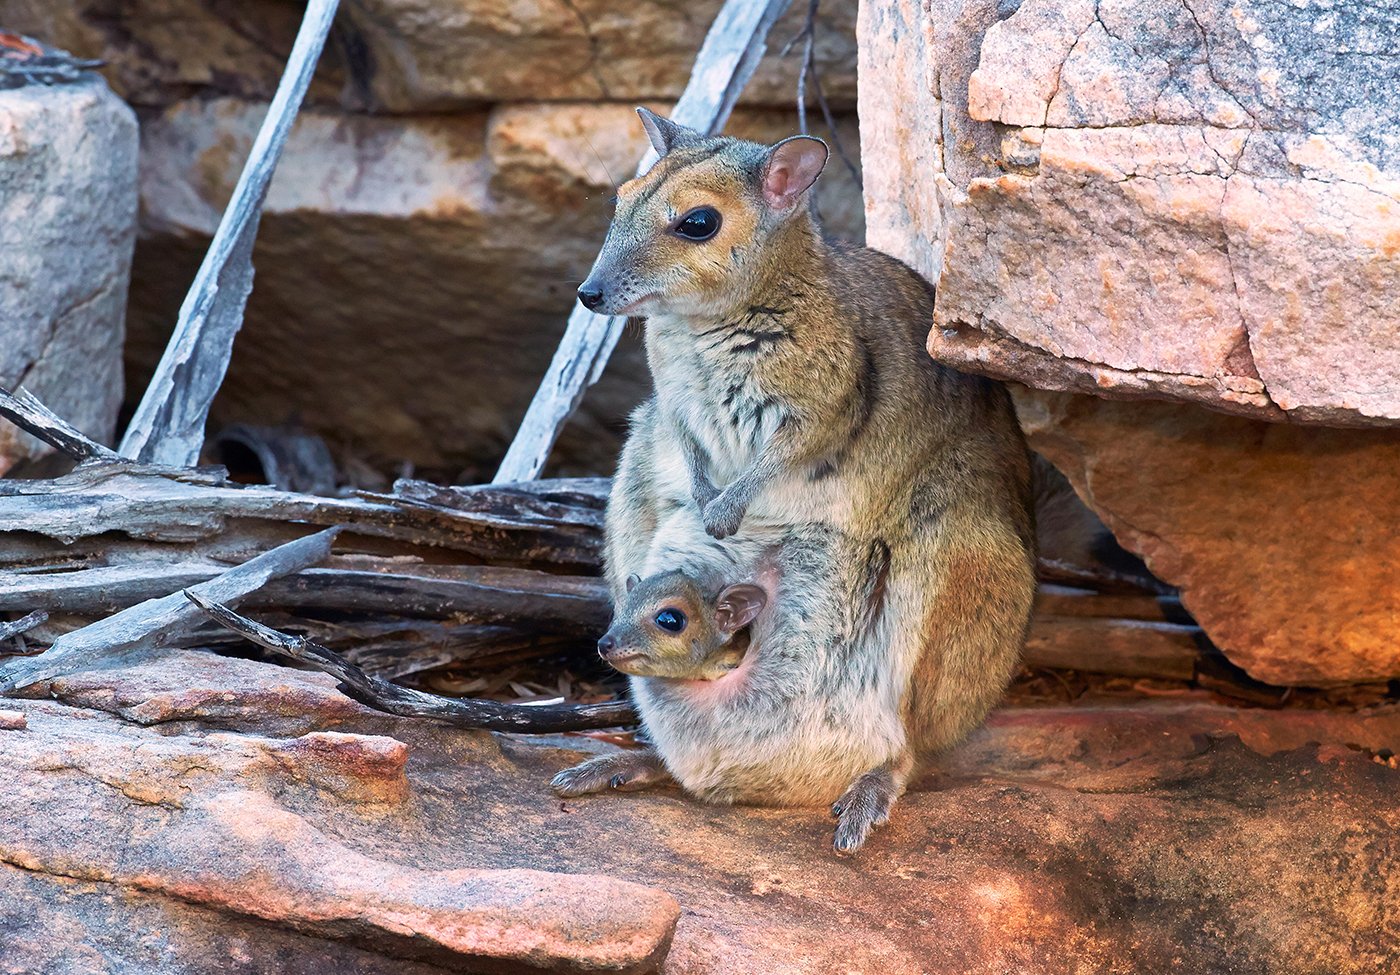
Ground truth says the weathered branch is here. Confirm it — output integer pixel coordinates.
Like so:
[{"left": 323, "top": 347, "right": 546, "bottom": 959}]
[
  {"left": 0, "top": 463, "right": 603, "bottom": 570},
  {"left": 0, "top": 611, "right": 48, "bottom": 644},
  {"left": 187, "top": 592, "right": 637, "bottom": 732},
  {"left": 493, "top": 0, "right": 795, "bottom": 483},
  {"left": 0, "top": 385, "right": 119, "bottom": 462},
  {"left": 0, "top": 528, "right": 338, "bottom": 693},
  {"left": 118, "top": 0, "right": 341, "bottom": 466}
]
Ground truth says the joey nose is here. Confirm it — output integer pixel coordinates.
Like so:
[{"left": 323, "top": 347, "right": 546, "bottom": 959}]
[
  {"left": 577, "top": 286, "right": 605, "bottom": 311},
  {"left": 597, "top": 634, "right": 617, "bottom": 656}
]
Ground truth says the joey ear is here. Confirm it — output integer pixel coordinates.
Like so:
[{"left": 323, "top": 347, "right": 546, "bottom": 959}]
[
  {"left": 761, "top": 136, "right": 829, "bottom": 210},
  {"left": 637, "top": 107, "right": 698, "bottom": 157},
  {"left": 713, "top": 584, "right": 768, "bottom": 634},
  {"left": 625, "top": 573, "right": 641, "bottom": 593}
]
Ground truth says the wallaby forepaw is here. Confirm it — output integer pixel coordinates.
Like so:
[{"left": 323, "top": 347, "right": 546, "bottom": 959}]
[
  {"left": 692, "top": 477, "right": 720, "bottom": 513},
  {"left": 701, "top": 492, "right": 745, "bottom": 539}
]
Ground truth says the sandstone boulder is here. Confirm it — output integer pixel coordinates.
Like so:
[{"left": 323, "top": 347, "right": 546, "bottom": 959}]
[
  {"left": 127, "top": 100, "right": 864, "bottom": 479},
  {"left": 2, "top": 0, "right": 858, "bottom": 111},
  {"left": 0, "top": 75, "right": 137, "bottom": 475},
  {"left": 1018, "top": 390, "right": 1400, "bottom": 685},
  {"left": 1, "top": 647, "right": 1396, "bottom": 972},
  {"left": 859, "top": 0, "right": 1400, "bottom": 426}
]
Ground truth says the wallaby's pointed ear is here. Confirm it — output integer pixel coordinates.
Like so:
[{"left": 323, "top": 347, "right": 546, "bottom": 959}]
[
  {"left": 713, "top": 584, "right": 767, "bottom": 634},
  {"left": 761, "top": 136, "right": 829, "bottom": 210},
  {"left": 637, "top": 107, "right": 698, "bottom": 157},
  {"left": 625, "top": 573, "right": 641, "bottom": 593}
]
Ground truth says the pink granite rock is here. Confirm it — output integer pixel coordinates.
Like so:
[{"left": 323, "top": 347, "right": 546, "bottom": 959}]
[{"left": 860, "top": 0, "right": 1400, "bottom": 426}]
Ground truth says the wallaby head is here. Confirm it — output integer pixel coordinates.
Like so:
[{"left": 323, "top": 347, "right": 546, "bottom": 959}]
[
  {"left": 576, "top": 107, "right": 829, "bottom": 319},
  {"left": 596, "top": 569, "right": 767, "bottom": 679}
]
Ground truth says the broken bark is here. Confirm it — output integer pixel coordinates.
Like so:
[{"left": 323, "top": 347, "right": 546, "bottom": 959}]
[
  {"left": 0, "top": 611, "right": 47, "bottom": 644},
  {"left": 187, "top": 592, "right": 637, "bottom": 732},
  {"left": 118, "top": 0, "right": 341, "bottom": 467},
  {"left": 0, "top": 529, "right": 338, "bottom": 692},
  {"left": 0, "top": 386, "right": 119, "bottom": 463}
]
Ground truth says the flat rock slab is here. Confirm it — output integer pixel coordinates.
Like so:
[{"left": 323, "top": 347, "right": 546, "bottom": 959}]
[{"left": 3, "top": 649, "right": 1398, "bottom": 973}]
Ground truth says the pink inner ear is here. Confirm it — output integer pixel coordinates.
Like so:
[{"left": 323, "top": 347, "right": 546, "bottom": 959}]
[{"left": 762, "top": 139, "right": 828, "bottom": 208}]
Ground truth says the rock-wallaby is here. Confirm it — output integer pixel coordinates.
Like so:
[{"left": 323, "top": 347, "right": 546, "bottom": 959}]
[
  {"left": 553, "top": 109, "right": 1036, "bottom": 853},
  {"left": 595, "top": 568, "right": 768, "bottom": 680}
]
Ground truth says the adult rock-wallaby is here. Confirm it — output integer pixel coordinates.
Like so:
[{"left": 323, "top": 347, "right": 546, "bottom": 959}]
[{"left": 553, "top": 109, "right": 1036, "bottom": 854}]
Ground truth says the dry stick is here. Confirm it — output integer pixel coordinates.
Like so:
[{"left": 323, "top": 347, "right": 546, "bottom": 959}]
[
  {"left": 0, "top": 611, "right": 48, "bottom": 644},
  {"left": 0, "top": 528, "right": 339, "bottom": 693},
  {"left": 187, "top": 592, "right": 638, "bottom": 733},
  {"left": 493, "top": 0, "right": 795, "bottom": 483},
  {"left": 118, "top": 0, "right": 341, "bottom": 467},
  {"left": 0, "top": 386, "right": 119, "bottom": 462}
]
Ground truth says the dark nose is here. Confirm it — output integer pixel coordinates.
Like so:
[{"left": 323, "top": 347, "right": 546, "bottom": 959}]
[
  {"left": 577, "top": 286, "right": 605, "bottom": 311},
  {"left": 597, "top": 634, "right": 617, "bottom": 656}
]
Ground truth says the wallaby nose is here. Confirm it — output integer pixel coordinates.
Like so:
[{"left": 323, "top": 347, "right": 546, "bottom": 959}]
[
  {"left": 597, "top": 634, "right": 617, "bottom": 656},
  {"left": 577, "top": 286, "right": 605, "bottom": 311}
]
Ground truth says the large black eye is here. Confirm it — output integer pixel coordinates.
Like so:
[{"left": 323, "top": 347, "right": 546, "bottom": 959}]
[
  {"left": 672, "top": 207, "right": 721, "bottom": 241},
  {"left": 653, "top": 608, "right": 687, "bottom": 632}
]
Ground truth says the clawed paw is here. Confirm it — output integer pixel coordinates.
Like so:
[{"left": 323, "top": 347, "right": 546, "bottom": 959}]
[
  {"left": 551, "top": 753, "right": 670, "bottom": 798},
  {"left": 550, "top": 762, "right": 615, "bottom": 798},
  {"left": 829, "top": 773, "right": 898, "bottom": 855}
]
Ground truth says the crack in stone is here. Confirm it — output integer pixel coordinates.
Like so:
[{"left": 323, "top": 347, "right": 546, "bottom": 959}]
[{"left": 555, "top": 0, "right": 612, "bottom": 101}]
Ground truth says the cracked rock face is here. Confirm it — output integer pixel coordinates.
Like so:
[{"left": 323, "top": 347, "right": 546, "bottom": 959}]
[
  {"left": 860, "top": 0, "right": 1400, "bottom": 427},
  {"left": 0, "top": 0, "right": 858, "bottom": 112},
  {"left": 0, "top": 76, "right": 137, "bottom": 474},
  {"left": 1, "top": 648, "right": 1397, "bottom": 972},
  {"left": 1018, "top": 390, "right": 1400, "bottom": 685}
]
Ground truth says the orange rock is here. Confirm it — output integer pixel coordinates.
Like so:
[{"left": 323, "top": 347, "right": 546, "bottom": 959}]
[
  {"left": 1018, "top": 390, "right": 1400, "bottom": 685},
  {"left": 2, "top": 650, "right": 1398, "bottom": 971}
]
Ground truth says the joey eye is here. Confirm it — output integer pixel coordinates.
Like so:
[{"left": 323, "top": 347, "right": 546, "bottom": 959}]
[
  {"left": 653, "top": 608, "right": 687, "bottom": 632},
  {"left": 672, "top": 207, "right": 721, "bottom": 241}
]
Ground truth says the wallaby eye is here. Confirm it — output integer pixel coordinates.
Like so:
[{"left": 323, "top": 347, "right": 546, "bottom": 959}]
[
  {"left": 653, "top": 608, "right": 687, "bottom": 632},
  {"left": 672, "top": 207, "right": 721, "bottom": 241}
]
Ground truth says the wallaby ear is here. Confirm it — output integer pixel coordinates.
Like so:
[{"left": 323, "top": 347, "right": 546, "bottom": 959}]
[
  {"left": 713, "top": 584, "right": 767, "bottom": 634},
  {"left": 761, "top": 136, "right": 829, "bottom": 210},
  {"left": 625, "top": 573, "right": 641, "bottom": 593},
  {"left": 637, "top": 107, "right": 698, "bottom": 157}
]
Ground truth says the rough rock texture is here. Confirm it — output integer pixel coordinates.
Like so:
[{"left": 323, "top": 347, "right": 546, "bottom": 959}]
[
  {"left": 859, "top": 0, "right": 1400, "bottom": 427},
  {"left": 126, "top": 101, "right": 864, "bottom": 479},
  {"left": 1018, "top": 390, "right": 1400, "bottom": 685},
  {"left": 0, "top": 0, "right": 858, "bottom": 111},
  {"left": 1, "top": 648, "right": 1397, "bottom": 972},
  {"left": 0, "top": 76, "right": 137, "bottom": 475}
]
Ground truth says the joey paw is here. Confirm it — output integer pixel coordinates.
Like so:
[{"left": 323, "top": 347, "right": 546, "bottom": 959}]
[{"left": 550, "top": 761, "right": 614, "bottom": 798}]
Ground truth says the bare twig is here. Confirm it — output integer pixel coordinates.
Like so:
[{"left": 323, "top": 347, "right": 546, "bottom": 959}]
[
  {"left": 493, "top": 0, "right": 795, "bottom": 484},
  {"left": 187, "top": 592, "right": 637, "bottom": 733},
  {"left": 0, "top": 611, "right": 48, "bottom": 644},
  {"left": 119, "top": 0, "right": 341, "bottom": 467},
  {"left": 811, "top": 69, "right": 861, "bottom": 188},
  {"left": 0, "top": 386, "right": 119, "bottom": 462},
  {"left": 0, "top": 528, "right": 339, "bottom": 693}
]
